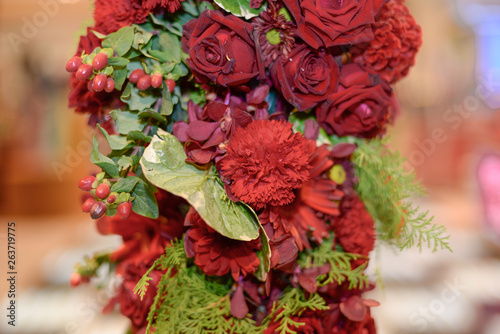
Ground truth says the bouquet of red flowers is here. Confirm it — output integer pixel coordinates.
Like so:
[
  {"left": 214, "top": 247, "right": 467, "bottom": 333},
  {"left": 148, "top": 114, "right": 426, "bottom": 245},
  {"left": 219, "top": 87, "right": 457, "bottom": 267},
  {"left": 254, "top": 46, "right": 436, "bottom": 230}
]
[{"left": 67, "top": 0, "right": 450, "bottom": 333}]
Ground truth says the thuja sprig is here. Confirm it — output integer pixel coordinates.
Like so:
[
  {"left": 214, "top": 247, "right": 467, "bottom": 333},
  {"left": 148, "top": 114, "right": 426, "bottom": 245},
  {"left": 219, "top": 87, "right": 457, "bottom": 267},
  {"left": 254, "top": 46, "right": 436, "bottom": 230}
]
[{"left": 352, "top": 137, "right": 451, "bottom": 252}]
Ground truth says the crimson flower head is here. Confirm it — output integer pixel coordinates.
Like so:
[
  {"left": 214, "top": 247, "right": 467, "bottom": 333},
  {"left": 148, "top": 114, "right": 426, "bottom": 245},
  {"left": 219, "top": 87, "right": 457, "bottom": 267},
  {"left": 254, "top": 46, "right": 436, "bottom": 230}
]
[
  {"left": 184, "top": 209, "right": 261, "bottom": 281},
  {"left": 221, "top": 119, "right": 314, "bottom": 210}
]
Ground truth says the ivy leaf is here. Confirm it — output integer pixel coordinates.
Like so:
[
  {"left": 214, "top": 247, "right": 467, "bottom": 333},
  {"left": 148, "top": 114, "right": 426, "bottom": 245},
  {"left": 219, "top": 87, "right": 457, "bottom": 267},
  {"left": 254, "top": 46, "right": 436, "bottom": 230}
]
[
  {"left": 90, "top": 137, "right": 120, "bottom": 178},
  {"left": 102, "top": 26, "right": 135, "bottom": 56},
  {"left": 131, "top": 179, "right": 159, "bottom": 219},
  {"left": 213, "top": 0, "right": 264, "bottom": 19},
  {"left": 112, "top": 177, "right": 140, "bottom": 193},
  {"left": 97, "top": 124, "right": 133, "bottom": 150},
  {"left": 140, "top": 130, "right": 260, "bottom": 241},
  {"left": 160, "top": 85, "right": 173, "bottom": 116},
  {"left": 158, "top": 32, "right": 181, "bottom": 63},
  {"left": 110, "top": 109, "right": 145, "bottom": 134},
  {"left": 121, "top": 83, "right": 157, "bottom": 111}
]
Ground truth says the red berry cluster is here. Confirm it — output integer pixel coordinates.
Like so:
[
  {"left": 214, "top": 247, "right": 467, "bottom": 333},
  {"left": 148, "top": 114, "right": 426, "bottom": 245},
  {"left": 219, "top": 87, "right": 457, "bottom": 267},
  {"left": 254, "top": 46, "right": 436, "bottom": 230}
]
[
  {"left": 79, "top": 175, "right": 132, "bottom": 220},
  {"left": 66, "top": 52, "right": 115, "bottom": 93},
  {"left": 129, "top": 69, "right": 176, "bottom": 92}
]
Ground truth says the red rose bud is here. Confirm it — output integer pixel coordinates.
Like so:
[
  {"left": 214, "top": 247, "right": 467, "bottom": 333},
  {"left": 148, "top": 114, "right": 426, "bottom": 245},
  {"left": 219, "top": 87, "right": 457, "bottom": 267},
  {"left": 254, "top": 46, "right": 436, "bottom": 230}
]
[
  {"left": 151, "top": 73, "right": 163, "bottom": 88},
  {"left": 66, "top": 56, "right": 82, "bottom": 72},
  {"left": 129, "top": 69, "right": 145, "bottom": 83},
  {"left": 76, "top": 64, "right": 93, "bottom": 81},
  {"left": 117, "top": 201, "right": 132, "bottom": 220},
  {"left": 79, "top": 176, "right": 96, "bottom": 191},
  {"left": 82, "top": 198, "right": 96, "bottom": 212},
  {"left": 104, "top": 78, "right": 115, "bottom": 92},
  {"left": 93, "top": 74, "right": 107, "bottom": 92},
  {"left": 106, "top": 194, "right": 117, "bottom": 204},
  {"left": 165, "top": 79, "right": 175, "bottom": 93},
  {"left": 95, "top": 183, "right": 111, "bottom": 199},
  {"left": 137, "top": 75, "right": 151, "bottom": 90},
  {"left": 92, "top": 52, "right": 108, "bottom": 71},
  {"left": 90, "top": 201, "right": 107, "bottom": 219}
]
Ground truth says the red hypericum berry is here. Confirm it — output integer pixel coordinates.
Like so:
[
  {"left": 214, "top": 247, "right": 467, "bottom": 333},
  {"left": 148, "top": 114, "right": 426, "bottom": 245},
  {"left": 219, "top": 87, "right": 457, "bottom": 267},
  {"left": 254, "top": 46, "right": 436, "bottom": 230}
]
[
  {"left": 79, "top": 176, "right": 96, "bottom": 191},
  {"left": 165, "top": 79, "right": 175, "bottom": 93},
  {"left": 129, "top": 69, "right": 145, "bottom": 83},
  {"left": 92, "top": 52, "right": 108, "bottom": 71},
  {"left": 66, "top": 56, "right": 82, "bottom": 72},
  {"left": 137, "top": 75, "right": 152, "bottom": 90},
  {"left": 105, "top": 78, "right": 115, "bottom": 92},
  {"left": 87, "top": 80, "right": 94, "bottom": 92},
  {"left": 117, "top": 201, "right": 132, "bottom": 220},
  {"left": 90, "top": 201, "right": 107, "bottom": 219},
  {"left": 82, "top": 198, "right": 96, "bottom": 213},
  {"left": 76, "top": 64, "right": 93, "bottom": 81},
  {"left": 70, "top": 272, "right": 82, "bottom": 287},
  {"left": 151, "top": 73, "right": 163, "bottom": 88},
  {"left": 106, "top": 195, "right": 116, "bottom": 204},
  {"left": 93, "top": 74, "right": 107, "bottom": 92},
  {"left": 95, "top": 183, "right": 111, "bottom": 199}
]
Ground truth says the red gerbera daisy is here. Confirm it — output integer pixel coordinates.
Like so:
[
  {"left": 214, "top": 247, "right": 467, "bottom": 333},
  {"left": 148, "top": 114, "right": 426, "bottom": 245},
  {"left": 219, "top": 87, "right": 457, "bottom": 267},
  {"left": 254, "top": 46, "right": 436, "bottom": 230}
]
[
  {"left": 220, "top": 119, "right": 314, "bottom": 210},
  {"left": 184, "top": 209, "right": 261, "bottom": 281},
  {"left": 260, "top": 144, "right": 344, "bottom": 250}
]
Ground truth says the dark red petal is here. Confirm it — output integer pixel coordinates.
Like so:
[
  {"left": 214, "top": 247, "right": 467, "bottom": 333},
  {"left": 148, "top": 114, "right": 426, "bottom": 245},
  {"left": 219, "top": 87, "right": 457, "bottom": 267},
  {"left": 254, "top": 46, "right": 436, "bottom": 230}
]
[
  {"left": 339, "top": 295, "right": 367, "bottom": 322},
  {"left": 297, "top": 272, "right": 318, "bottom": 293},
  {"left": 173, "top": 121, "right": 190, "bottom": 142},
  {"left": 187, "top": 120, "right": 220, "bottom": 141},
  {"left": 330, "top": 143, "right": 357, "bottom": 158},
  {"left": 230, "top": 284, "right": 249, "bottom": 319}
]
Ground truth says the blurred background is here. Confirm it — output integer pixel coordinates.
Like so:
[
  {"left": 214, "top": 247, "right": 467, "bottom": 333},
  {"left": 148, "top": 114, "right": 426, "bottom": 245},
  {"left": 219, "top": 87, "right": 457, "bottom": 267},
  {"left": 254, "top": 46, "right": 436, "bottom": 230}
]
[{"left": 1, "top": 0, "right": 500, "bottom": 333}]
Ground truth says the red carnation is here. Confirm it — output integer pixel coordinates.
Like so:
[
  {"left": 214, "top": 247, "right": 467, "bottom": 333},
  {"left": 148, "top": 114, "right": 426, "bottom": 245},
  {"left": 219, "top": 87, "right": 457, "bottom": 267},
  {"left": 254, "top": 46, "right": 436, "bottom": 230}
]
[
  {"left": 353, "top": 0, "right": 423, "bottom": 84},
  {"left": 94, "top": 0, "right": 150, "bottom": 35},
  {"left": 220, "top": 119, "right": 314, "bottom": 210},
  {"left": 260, "top": 144, "right": 344, "bottom": 251},
  {"left": 316, "top": 63, "right": 393, "bottom": 139},
  {"left": 143, "top": 0, "right": 183, "bottom": 12},
  {"left": 333, "top": 196, "right": 375, "bottom": 257},
  {"left": 68, "top": 28, "right": 124, "bottom": 116},
  {"left": 184, "top": 209, "right": 261, "bottom": 281}
]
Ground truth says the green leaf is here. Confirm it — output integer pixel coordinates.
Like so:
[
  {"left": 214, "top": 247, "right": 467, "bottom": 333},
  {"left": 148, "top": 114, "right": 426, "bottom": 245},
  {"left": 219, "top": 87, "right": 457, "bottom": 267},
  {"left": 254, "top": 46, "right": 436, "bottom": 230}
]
[
  {"left": 138, "top": 110, "right": 167, "bottom": 124},
  {"left": 158, "top": 32, "right": 181, "bottom": 63},
  {"left": 160, "top": 85, "right": 173, "bottom": 116},
  {"left": 117, "top": 156, "right": 134, "bottom": 171},
  {"left": 110, "top": 109, "right": 145, "bottom": 135},
  {"left": 102, "top": 26, "right": 135, "bottom": 56},
  {"left": 108, "top": 57, "right": 130, "bottom": 67},
  {"left": 111, "top": 177, "right": 140, "bottom": 193},
  {"left": 254, "top": 217, "right": 271, "bottom": 281},
  {"left": 213, "top": 0, "right": 263, "bottom": 19},
  {"left": 131, "top": 179, "right": 159, "bottom": 219},
  {"left": 97, "top": 124, "right": 133, "bottom": 150},
  {"left": 121, "top": 82, "right": 157, "bottom": 112},
  {"left": 127, "top": 130, "right": 152, "bottom": 143},
  {"left": 90, "top": 137, "right": 120, "bottom": 178},
  {"left": 140, "top": 130, "right": 260, "bottom": 241},
  {"left": 133, "top": 30, "right": 153, "bottom": 50},
  {"left": 91, "top": 30, "right": 107, "bottom": 39},
  {"left": 112, "top": 68, "right": 128, "bottom": 90}
]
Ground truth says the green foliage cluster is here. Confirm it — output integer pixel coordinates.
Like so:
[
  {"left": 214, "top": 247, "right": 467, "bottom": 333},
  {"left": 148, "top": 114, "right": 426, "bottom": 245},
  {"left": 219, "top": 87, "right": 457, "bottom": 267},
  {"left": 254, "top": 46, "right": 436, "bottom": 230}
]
[
  {"left": 352, "top": 138, "right": 451, "bottom": 252},
  {"left": 299, "top": 239, "right": 369, "bottom": 289}
]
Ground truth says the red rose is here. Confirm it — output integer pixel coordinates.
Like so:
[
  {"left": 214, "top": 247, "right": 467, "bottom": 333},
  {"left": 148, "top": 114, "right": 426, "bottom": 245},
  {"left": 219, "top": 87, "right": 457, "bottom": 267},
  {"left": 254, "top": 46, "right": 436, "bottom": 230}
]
[
  {"left": 270, "top": 43, "right": 340, "bottom": 111},
  {"left": 182, "top": 10, "right": 264, "bottom": 87},
  {"left": 283, "top": 0, "right": 385, "bottom": 48},
  {"left": 316, "top": 63, "right": 393, "bottom": 138},
  {"left": 353, "top": 0, "right": 423, "bottom": 84},
  {"left": 94, "top": 0, "right": 150, "bottom": 35}
]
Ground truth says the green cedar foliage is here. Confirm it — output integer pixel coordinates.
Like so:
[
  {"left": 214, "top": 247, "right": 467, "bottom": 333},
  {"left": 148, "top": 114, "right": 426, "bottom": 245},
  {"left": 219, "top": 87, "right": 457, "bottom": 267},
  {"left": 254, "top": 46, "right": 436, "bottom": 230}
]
[{"left": 352, "top": 138, "right": 451, "bottom": 252}]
